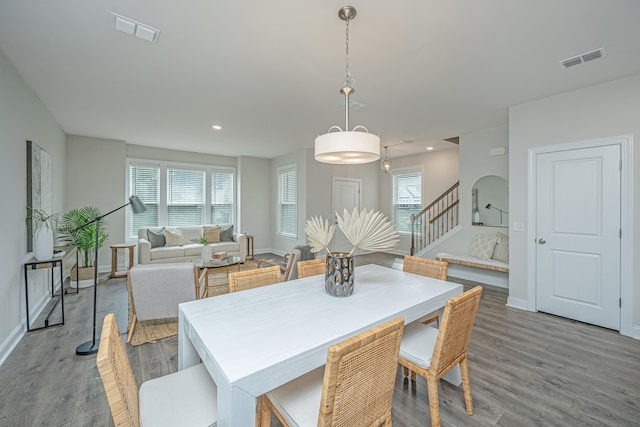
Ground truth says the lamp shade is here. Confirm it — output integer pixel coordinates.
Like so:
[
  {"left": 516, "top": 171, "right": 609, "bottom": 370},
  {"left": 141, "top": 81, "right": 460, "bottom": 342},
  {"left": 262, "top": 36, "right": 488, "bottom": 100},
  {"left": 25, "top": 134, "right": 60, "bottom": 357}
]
[
  {"left": 315, "top": 131, "right": 380, "bottom": 164},
  {"left": 129, "top": 195, "right": 147, "bottom": 214}
]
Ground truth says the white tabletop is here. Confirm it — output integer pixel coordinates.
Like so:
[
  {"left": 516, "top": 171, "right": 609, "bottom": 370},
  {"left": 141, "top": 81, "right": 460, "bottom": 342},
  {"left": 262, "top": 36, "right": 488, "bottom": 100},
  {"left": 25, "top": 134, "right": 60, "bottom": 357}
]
[{"left": 178, "top": 263, "right": 463, "bottom": 427}]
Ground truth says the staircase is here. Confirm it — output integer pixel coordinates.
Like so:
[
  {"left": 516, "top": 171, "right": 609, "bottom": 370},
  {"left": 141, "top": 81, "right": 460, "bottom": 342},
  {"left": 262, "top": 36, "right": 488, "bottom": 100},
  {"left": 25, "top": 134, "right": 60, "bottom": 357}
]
[{"left": 410, "top": 181, "right": 460, "bottom": 255}]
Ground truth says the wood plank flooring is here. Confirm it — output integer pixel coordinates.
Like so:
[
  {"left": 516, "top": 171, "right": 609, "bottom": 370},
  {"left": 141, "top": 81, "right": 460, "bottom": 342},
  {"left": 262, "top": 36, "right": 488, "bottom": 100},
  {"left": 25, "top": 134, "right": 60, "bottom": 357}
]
[{"left": 1, "top": 252, "right": 639, "bottom": 426}]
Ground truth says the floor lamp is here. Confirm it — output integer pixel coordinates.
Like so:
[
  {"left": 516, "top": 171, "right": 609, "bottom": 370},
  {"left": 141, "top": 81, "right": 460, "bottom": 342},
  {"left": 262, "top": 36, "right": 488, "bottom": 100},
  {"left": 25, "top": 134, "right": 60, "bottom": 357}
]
[
  {"left": 485, "top": 203, "right": 508, "bottom": 226},
  {"left": 76, "top": 195, "right": 147, "bottom": 356}
]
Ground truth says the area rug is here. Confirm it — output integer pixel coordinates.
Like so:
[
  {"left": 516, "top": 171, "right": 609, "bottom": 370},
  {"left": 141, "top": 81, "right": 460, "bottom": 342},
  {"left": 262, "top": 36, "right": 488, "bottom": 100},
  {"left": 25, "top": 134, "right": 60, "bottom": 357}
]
[{"left": 127, "top": 260, "right": 258, "bottom": 346}]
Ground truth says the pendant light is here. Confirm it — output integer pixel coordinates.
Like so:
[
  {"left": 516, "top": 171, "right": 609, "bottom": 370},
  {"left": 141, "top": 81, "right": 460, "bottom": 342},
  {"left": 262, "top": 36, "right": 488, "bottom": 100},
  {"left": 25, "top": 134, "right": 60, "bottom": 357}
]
[
  {"left": 381, "top": 146, "right": 391, "bottom": 173},
  {"left": 315, "top": 6, "right": 380, "bottom": 164}
]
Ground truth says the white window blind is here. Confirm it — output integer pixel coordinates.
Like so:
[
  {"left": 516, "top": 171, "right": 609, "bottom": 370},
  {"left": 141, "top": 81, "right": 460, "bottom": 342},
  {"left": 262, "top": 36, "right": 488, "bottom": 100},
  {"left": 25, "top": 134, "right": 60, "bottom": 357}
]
[
  {"left": 278, "top": 166, "right": 297, "bottom": 237},
  {"left": 129, "top": 163, "right": 160, "bottom": 237},
  {"left": 167, "top": 168, "right": 205, "bottom": 226},
  {"left": 211, "top": 170, "right": 233, "bottom": 224},
  {"left": 392, "top": 169, "right": 422, "bottom": 233}
]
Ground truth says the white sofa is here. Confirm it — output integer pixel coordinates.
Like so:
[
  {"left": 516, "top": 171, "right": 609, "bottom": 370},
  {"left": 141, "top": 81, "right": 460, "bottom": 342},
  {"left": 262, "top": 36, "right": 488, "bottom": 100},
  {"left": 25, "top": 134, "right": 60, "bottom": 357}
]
[{"left": 138, "top": 225, "right": 246, "bottom": 265}]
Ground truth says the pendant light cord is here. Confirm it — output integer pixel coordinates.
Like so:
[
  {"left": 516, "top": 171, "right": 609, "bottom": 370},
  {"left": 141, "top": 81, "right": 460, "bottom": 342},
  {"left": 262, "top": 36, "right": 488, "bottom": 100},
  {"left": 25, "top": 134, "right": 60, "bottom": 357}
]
[{"left": 344, "top": 17, "right": 354, "bottom": 88}]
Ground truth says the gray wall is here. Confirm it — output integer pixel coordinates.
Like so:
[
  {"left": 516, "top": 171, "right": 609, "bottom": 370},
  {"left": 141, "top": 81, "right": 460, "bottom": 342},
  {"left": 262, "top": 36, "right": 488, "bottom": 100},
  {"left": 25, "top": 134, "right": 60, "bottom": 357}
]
[
  {"left": 0, "top": 48, "right": 66, "bottom": 359},
  {"left": 379, "top": 147, "right": 461, "bottom": 254},
  {"left": 238, "top": 156, "right": 271, "bottom": 254},
  {"left": 423, "top": 126, "right": 509, "bottom": 258},
  {"left": 66, "top": 135, "right": 126, "bottom": 271},
  {"left": 509, "top": 73, "right": 640, "bottom": 336}
]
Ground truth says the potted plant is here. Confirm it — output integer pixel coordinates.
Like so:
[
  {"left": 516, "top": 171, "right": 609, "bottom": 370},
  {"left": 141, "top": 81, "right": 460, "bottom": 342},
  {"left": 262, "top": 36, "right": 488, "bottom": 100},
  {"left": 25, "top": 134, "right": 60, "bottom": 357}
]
[
  {"left": 26, "top": 207, "right": 58, "bottom": 261},
  {"left": 57, "top": 206, "right": 108, "bottom": 287},
  {"left": 192, "top": 235, "right": 213, "bottom": 260}
]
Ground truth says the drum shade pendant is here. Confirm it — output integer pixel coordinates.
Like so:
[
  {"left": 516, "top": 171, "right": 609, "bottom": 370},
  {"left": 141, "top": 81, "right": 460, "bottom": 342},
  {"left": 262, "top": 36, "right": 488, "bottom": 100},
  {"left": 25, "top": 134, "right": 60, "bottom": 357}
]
[{"left": 315, "top": 6, "right": 380, "bottom": 164}]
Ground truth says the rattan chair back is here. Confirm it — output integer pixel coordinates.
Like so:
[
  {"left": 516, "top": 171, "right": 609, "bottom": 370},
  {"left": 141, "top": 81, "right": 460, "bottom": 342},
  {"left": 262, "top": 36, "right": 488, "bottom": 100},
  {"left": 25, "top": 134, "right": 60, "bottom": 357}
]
[
  {"left": 229, "top": 265, "right": 281, "bottom": 292},
  {"left": 97, "top": 313, "right": 140, "bottom": 427},
  {"left": 430, "top": 285, "right": 482, "bottom": 376},
  {"left": 297, "top": 257, "right": 326, "bottom": 279},
  {"left": 318, "top": 317, "right": 404, "bottom": 426},
  {"left": 403, "top": 255, "right": 448, "bottom": 280}
]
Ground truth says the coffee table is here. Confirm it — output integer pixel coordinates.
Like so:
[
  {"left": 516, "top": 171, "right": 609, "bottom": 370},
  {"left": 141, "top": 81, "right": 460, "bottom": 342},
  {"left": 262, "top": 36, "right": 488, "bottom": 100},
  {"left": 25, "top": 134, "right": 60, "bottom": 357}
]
[{"left": 196, "top": 254, "right": 242, "bottom": 282}]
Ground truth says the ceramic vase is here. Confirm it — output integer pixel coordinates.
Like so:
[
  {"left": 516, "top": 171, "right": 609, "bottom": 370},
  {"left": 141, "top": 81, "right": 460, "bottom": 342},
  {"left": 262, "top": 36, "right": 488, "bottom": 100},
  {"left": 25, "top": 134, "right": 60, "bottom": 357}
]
[
  {"left": 34, "top": 224, "right": 54, "bottom": 261},
  {"left": 325, "top": 253, "right": 354, "bottom": 297},
  {"left": 201, "top": 244, "right": 213, "bottom": 261}
]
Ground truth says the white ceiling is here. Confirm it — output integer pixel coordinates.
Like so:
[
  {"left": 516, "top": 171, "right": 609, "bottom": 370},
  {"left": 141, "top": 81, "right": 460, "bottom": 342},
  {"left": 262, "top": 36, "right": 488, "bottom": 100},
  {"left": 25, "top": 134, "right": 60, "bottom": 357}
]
[{"left": 1, "top": 1, "right": 639, "bottom": 160}]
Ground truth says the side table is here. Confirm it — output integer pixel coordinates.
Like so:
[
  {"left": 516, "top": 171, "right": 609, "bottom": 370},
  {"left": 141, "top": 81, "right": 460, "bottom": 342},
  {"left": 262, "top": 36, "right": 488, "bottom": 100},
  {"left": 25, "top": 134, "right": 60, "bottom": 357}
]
[
  {"left": 246, "top": 235, "right": 254, "bottom": 260},
  {"left": 110, "top": 244, "right": 135, "bottom": 278}
]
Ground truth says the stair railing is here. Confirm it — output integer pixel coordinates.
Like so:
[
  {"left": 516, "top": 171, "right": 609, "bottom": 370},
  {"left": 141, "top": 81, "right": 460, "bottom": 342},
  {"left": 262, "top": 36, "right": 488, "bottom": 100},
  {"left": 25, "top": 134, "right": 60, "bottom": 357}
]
[{"left": 410, "top": 181, "right": 460, "bottom": 255}]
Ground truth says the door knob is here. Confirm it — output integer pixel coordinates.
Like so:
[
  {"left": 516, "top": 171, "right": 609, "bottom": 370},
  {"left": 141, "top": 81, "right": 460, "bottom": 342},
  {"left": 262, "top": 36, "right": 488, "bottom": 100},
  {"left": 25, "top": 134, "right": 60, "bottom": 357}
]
[{"left": 538, "top": 238, "right": 546, "bottom": 244}]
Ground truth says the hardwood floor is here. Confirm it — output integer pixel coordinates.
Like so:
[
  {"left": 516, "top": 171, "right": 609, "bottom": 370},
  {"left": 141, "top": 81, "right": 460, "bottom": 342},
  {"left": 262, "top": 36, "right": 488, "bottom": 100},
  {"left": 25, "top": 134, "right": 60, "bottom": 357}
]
[{"left": 1, "top": 252, "right": 639, "bottom": 426}]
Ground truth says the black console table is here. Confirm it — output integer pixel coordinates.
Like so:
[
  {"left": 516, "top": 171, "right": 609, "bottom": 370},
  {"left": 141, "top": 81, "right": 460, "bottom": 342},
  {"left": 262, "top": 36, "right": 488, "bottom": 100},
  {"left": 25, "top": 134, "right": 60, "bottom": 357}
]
[{"left": 23, "top": 247, "right": 78, "bottom": 332}]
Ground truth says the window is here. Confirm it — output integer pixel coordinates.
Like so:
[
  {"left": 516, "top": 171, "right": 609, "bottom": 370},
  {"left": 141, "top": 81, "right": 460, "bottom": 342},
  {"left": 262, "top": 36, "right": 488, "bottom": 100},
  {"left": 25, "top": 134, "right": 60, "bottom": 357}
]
[
  {"left": 167, "top": 168, "right": 205, "bottom": 226},
  {"left": 211, "top": 170, "right": 233, "bottom": 224},
  {"left": 392, "top": 169, "right": 422, "bottom": 233},
  {"left": 127, "top": 160, "right": 235, "bottom": 239},
  {"left": 278, "top": 165, "right": 297, "bottom": 237},
  {"left": 129, "top": 163, "right": 160, "bottom": 235}
]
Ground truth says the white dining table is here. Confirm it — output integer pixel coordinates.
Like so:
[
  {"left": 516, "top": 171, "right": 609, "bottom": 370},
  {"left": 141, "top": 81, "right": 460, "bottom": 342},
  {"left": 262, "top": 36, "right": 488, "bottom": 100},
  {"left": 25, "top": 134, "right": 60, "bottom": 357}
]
[{"left": 178, "top": 263, "right": 463, "bottom": 427}]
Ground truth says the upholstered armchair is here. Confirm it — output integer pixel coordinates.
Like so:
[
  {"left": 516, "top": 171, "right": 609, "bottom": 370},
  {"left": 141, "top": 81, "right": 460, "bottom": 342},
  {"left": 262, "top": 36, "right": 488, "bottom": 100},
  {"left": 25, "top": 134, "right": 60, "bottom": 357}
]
[{"left": 126, "top": 262, "right": 202, "bottom": 343}]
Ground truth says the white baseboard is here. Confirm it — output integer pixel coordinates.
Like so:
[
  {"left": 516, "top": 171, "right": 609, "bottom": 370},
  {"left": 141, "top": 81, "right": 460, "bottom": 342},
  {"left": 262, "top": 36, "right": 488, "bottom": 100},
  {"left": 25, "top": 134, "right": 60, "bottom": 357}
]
[
  {"left": 0, "top": 321, "right": 25, "bottom": 367},
  {"left": 632, "top": 326, "right": 640, "bottom": 340},
  {"left": 506, "top": 296, "right": 529, "bottom": 311}
]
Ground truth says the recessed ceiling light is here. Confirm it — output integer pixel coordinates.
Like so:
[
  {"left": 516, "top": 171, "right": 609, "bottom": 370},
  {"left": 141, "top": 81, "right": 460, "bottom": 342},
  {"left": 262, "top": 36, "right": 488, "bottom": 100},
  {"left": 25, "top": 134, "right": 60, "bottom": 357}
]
[
  {"left": 426, "top": 146, "right": 435, "bottom": 151},
  {"left": 211, "top": 124, "right": 223, "bottom": 130}
]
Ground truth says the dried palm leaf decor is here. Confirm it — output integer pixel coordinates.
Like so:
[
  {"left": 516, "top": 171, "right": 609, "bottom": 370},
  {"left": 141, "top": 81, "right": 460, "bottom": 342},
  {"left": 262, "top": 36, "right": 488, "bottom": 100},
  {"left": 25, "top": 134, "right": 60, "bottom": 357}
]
[{"left": 305, "top": 208, "right": 399, "bottom": 296}]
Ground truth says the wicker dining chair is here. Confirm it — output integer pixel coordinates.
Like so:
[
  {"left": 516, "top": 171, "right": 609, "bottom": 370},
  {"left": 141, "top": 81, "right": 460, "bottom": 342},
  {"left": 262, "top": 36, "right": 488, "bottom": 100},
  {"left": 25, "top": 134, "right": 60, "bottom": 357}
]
[
  {"left": 402, "top": 255, "right": 449, "bottom": 327},
  {"left": 403, "top": 255, "right": 448, "bottom": 281},
  {"left": 228, "top": 265, "right": 281, "bottom": 293},
  {"left": 258, "top": 317, "right": 404, "bottom": 427},
  {"left": 97, "top": 313, "right": 217, "bottom": 427},
  {"left": 197, "top": 267, "right": 208, "bottom": 299},
  {"left": 398, "top": 286, "right": 483, "bottom": 427},
  {"left": 296, "top": 257, "right": 326, "bottom": 279},
  {"left": 257, "top": 245, "right": 315, "bottom": 281}
]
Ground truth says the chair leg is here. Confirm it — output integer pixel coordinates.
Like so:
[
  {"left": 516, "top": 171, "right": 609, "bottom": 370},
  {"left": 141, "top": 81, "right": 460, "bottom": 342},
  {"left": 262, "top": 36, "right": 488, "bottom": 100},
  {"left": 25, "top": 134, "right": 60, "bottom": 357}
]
[
  {"left": 411, "top": 370, "right": 416, "bottom": 382},
  {"left": 426, "top": 377, "right": 441, "bottom": 427},
  {"left": 126, "top": 315, "right": 137, "bottom": 344},
  {"left": 258, "top": 395, "right": 272, "bottom": 427},
  {"left": 403, "top": 366, "right": 409, "bottom": 377},
  {"left": 460, "top": 356, "right": 474, "bottom": 415}
]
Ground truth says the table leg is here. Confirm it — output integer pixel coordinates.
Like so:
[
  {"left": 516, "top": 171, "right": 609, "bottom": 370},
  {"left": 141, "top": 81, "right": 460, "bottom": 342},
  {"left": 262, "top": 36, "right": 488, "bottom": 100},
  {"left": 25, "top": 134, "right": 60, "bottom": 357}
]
[
  {"left": 177, "top": 312, "right": 199, "bottom": 371},
  {"left": 216, "top": 386, "right": 256, "bottom": 427}
]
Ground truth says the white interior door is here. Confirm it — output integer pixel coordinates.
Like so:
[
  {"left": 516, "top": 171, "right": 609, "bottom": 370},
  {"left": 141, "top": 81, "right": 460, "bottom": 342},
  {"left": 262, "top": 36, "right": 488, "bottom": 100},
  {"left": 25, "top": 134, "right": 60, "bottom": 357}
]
[
  {"left": 536, "top": 144, "right": 621, "bottom": 330},
  {"left": 331, "top": 178, "right": 361, "bottom": 254}
]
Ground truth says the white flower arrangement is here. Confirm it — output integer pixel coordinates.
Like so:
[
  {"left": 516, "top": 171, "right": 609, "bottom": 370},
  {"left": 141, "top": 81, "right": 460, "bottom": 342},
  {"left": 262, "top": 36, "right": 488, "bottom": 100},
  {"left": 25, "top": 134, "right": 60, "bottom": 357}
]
[{"left": 305, "top": 208, "right": 399, "bottom": 257}]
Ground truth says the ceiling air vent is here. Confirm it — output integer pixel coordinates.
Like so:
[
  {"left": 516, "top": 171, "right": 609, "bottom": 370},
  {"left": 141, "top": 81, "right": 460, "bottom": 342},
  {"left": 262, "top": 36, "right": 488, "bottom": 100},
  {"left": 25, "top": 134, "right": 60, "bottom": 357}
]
[
  {"left": 560, "top": 47, "right": 606, "bottom": 69},
  {"left": 112, "top": 13, "right": 160, "bottom": 43}
]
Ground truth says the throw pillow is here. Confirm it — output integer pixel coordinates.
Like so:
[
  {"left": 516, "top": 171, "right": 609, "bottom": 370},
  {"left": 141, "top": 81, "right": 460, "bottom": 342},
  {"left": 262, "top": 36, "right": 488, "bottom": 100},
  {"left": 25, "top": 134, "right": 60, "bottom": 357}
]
[
  {"left": 469, "top": 234, "right": 499, "bottom": 260},
  {"left": 147, "top": 228, "right": 165, "bottom": 248},
  {"left": 203, "top": 226, "right": 221, "bottom": 243},
  {"left": 163, "top": 228, "right": 186, "bottom": 247},
  {"left": 219, "top": 224, "right": 234, "bottom": 242},
  {"left": 492, "top": 231, "right": 509, "bottom": 263}
]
